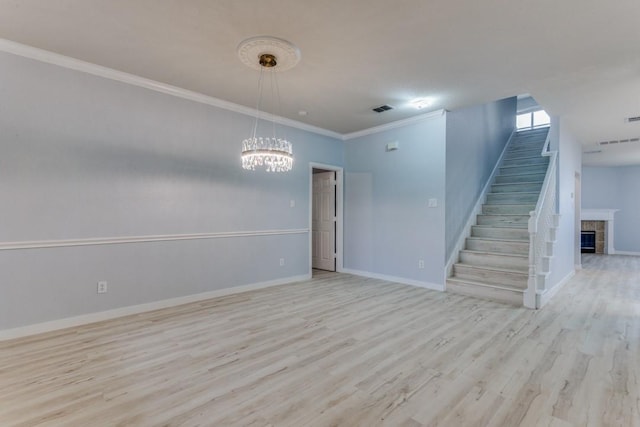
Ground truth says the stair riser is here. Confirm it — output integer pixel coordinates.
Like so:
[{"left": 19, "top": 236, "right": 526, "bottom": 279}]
[
  {"left": 477, "top": 215, "right": 529, "bottom": 227},
  {"left": 471, "top": 226, "right": 530, "bottom": 240},
  {"left": 504, "top": 149, "right": 543, "bottom": 159},
  {"left": 486, "top": 193, "right": 538, "bottom": 204},
  {"left": 466, "top": 239, "right": 529, "bottom": 255},
  {"left": 482, "top": 204, "right": 535, "bottom": 215},
  {"left": 500, "top": 164, "right": 548, "bottom": 175},
  {"left": 509, "top": 142, "right": 545, "bottom": 150},
  {"left": 503, "top": 157, "right": 549, "bottom": 167},
  {"left": 460, "top": 252, "right": 528, "bottom": 271},
  {"left": 491, "top": 183, "right": 542, "bottom": 193},
  {"left": 511, "top": 137, "right": 546, "bottom": 148},
  {"left": 494, "top": 173, "right": 546, "bottom": 184},
  {"left": 446, "top": 281, "right": 523, "bottom": 306},
  {"left": 515, "top": 132, "right": 548, "bottom": 140},
  {"left": 453, "top": 264, "right": 527, "bottom": 288}
]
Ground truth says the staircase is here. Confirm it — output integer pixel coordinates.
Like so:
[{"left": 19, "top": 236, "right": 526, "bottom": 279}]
[{"left": 447, "top": 128, "right": 551, "bottom": 306}]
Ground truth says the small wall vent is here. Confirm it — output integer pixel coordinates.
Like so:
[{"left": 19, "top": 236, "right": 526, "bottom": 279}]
[
  {"left": 625, "top": 116, "right": 640, "bottom": 123},
  {"left": 372, "top": 104, "right": 393, "bottom": 113},
  {"left": 597, "top": 137, "right": 640, "bottom": 145}
]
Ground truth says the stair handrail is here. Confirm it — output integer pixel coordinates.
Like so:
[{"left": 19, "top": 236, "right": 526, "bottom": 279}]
[{"left": 524, "top": 128, "right": 557, "bottom": 308}]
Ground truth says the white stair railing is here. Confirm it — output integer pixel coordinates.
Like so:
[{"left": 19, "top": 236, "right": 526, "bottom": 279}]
[{"left": 524, "top": 129, "right": 557, "bottom": 309}]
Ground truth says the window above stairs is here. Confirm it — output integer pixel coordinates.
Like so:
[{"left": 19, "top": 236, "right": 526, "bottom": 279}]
[{"left": 517, "top": 110, "right": 550, "bottom": 131}]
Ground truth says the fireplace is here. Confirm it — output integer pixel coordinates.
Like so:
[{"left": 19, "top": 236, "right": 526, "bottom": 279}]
[
  {"left": 581, "top": 231, "right": 596, "bottom": 253},
  {"left": 580, "top": 209, "right": 619, "bottom": 255}
]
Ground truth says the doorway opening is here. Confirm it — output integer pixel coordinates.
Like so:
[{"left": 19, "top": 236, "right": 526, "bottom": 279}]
[{"left": 309, "top": 163, "right": 343, "bottom": 274}]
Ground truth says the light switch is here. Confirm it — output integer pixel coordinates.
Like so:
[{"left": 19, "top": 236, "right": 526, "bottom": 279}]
[
  {"left": 290, "top": 200, "right": 295, "bottom": 208},
  {"left": 428, "top": 198, "right": 438, "bottom": 208}
]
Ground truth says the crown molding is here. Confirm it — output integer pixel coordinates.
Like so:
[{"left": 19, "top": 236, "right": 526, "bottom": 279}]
[
  {"left": 0, "top": 38, "right": 343, "bottom": 140},
  {"left": 0, "top": 38, "right": 448, "bottom": 142},
  {"left": 342, "top": 109, "right": 446, "bottom": 140}
]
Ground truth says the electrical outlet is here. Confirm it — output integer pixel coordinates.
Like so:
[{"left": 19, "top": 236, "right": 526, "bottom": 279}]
[
  {"left": 279, "top": 258, "right": 285, "bottom": 266},
  {"left": 97, "top": 281, "right": 108, "bottom": 294},
  {"left": 418, "top": 260, "right": 425, "bottom": 269}
]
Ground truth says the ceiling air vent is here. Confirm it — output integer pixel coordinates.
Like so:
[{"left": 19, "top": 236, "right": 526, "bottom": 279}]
[
  {"left": 626, "top": 116, "right": 640, "bottom": 123},
  {"left": 372, "top": 104, "right": 393, "bottom": 113},
  {"left": 598, "top": 137, "right": 640, "bottom": 145}
]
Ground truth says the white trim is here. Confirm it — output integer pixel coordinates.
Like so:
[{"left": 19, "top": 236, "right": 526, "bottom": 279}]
[
  {"left": 0, "top": 229, "right": 308, "bottom": 251},
  {"left": 309, "top": 163, "right": 344, "bottom": 274},
  {"left": 342, "top": 109, "right": 446, "bottom": 140},
  {"left": 581, "top": 209, "right": 618, "bottom": 221},
  {"left": 444, "top": 130, "right": 516, "bottom": 280},
  {"left": 0, "top": 38, "right": 342, "bottom": 140},
  {"left": 0, "top": 39, "right": 449, "bottom": 142},
  {"left": 0, "top": 273, "right": 310, "bottom": 341},
  {"left": 613, "top": 251, "right": 640, "bottom": 256},
  {"left": 581, "top": 209, "right": 618, "bottom": 255},
  {"left": 342, "top": 268, "right": 444, "bottom": 292},
  {"left": 537, "top": 269, "right": 575, "bottom": 308}
]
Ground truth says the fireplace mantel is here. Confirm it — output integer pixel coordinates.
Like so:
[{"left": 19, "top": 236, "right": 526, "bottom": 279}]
[
  {"left": 581, "top": 209, "right": 618, "bottom": 254},
  {"left": 581, "top": 209, "right": 618, "bottom": 221}
]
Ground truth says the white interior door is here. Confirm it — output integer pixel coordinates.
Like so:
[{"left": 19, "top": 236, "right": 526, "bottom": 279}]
[{"left": 312, "top": 171, "right": 336, "bottom": 271}]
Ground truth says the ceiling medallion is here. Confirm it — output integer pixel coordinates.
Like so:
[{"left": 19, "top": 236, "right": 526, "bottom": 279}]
[
  {"left": 237, "top": 36, "right": 301, "bottom": 72},
  {"left": 237, "top": 37, "right": 300, "bottom": 172}
]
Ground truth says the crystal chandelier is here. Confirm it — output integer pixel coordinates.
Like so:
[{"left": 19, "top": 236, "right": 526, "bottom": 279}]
[{"left": 237, "top": 37, "right": 300, "bottom": 172}]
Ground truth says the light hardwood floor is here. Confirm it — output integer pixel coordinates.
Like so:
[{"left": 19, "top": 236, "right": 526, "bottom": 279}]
[{"left": 1, "top": 255, "right": 639, "bottom": 426}]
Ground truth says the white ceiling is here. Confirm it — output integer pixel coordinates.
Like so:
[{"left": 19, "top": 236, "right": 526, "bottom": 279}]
[{"left": 1, "top": 0, "right": 639, "bottom": 164}]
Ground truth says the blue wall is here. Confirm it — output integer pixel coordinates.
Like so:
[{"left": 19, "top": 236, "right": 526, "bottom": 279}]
[
  {"left": 344, "top": 115, "right": 447, "bottom": 287},
  {"left": 0, "top": 51, "right": 344, "bottom": 329},
  {"left": 0, "top": 49, "right": 543, "bottom": 330},
  {"left": 547, "top": 117, "right": 582, "bottom": 288},
  {"left": 445, "top": 97, "right": 516, "bottom": 258},
  {"left": 582, "top": 165, "right": 640, "bottom": 253}
]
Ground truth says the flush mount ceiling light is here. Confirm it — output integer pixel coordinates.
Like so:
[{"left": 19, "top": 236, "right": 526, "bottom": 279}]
[
  {"left": 409, "top": 97, "right": 435, "bottom": 109},
  {"left": 238, "top": 36, "right": 301, "bottom": 172}
]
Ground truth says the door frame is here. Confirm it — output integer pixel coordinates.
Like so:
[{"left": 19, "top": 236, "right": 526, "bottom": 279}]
[
  {"left": 574, "top": 171, "right": 582, "bottom": 269},
  {"left": 309, "top": 162, "right": 344, "bottom": 275}
]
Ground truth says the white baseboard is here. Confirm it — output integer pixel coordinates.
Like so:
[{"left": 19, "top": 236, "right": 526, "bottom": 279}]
[
  {"left": 0, "top": 274, "right": 310, "bottom": 342},
  {"left": 612, "top": 251, "right": 640, "bottom": 257},
  {"left": 341, "top": 268, "right": 444, "bottom": 292},
  {"left": 538, "top": 270, "right": 575, "bottom": 308}
]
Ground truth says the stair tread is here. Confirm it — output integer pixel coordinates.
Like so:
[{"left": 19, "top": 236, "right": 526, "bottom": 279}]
[
  {"left": 503, "top": 156, "right": 547, "bottom": 161},
  {"left": 478, "top": 213, "right": 530, "bottom": 217},
  {"left": 474, "top": 225, "right": 528, "bottom": 229},
  {"left": 460, "top": 249, "right": 528, "bottom": 259},
  {"left": 492, "top": 181, "right": 543, "bottom": 186},
  {"left": 472, "top": 224, "right": 530, "bottom": 231},
  {"left": 447, "top": 278, "right": 526, "bottom": 293},
  {"left": 454, "top": 262, "right": 528, "bottom": 276},
  {"left": 467, "top": 236, "right": 529, "bottom": 244},
  {"left": 487, "top": 191, "right": 539, "bottom": 195},
  {"left": 500, "top": 167, "right": 548, "bottom": 172},
  {"left": 497, "top": 171, "right": 546, "bottom": 177},
  {"left": 483, "top": 203, "right": 535, "bottom": 207},
  {"left": 507, "top": 151, "right": 544, "bottom": 154}
]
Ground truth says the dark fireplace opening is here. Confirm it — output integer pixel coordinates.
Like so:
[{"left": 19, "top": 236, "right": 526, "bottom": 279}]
[{"left": 581, "top": 231, "right": 596, "bottom": 253}]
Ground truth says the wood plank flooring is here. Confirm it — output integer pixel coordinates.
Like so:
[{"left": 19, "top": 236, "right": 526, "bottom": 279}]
[{"left": 1, "top": 254, "right": 639, "bottom": 426}]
